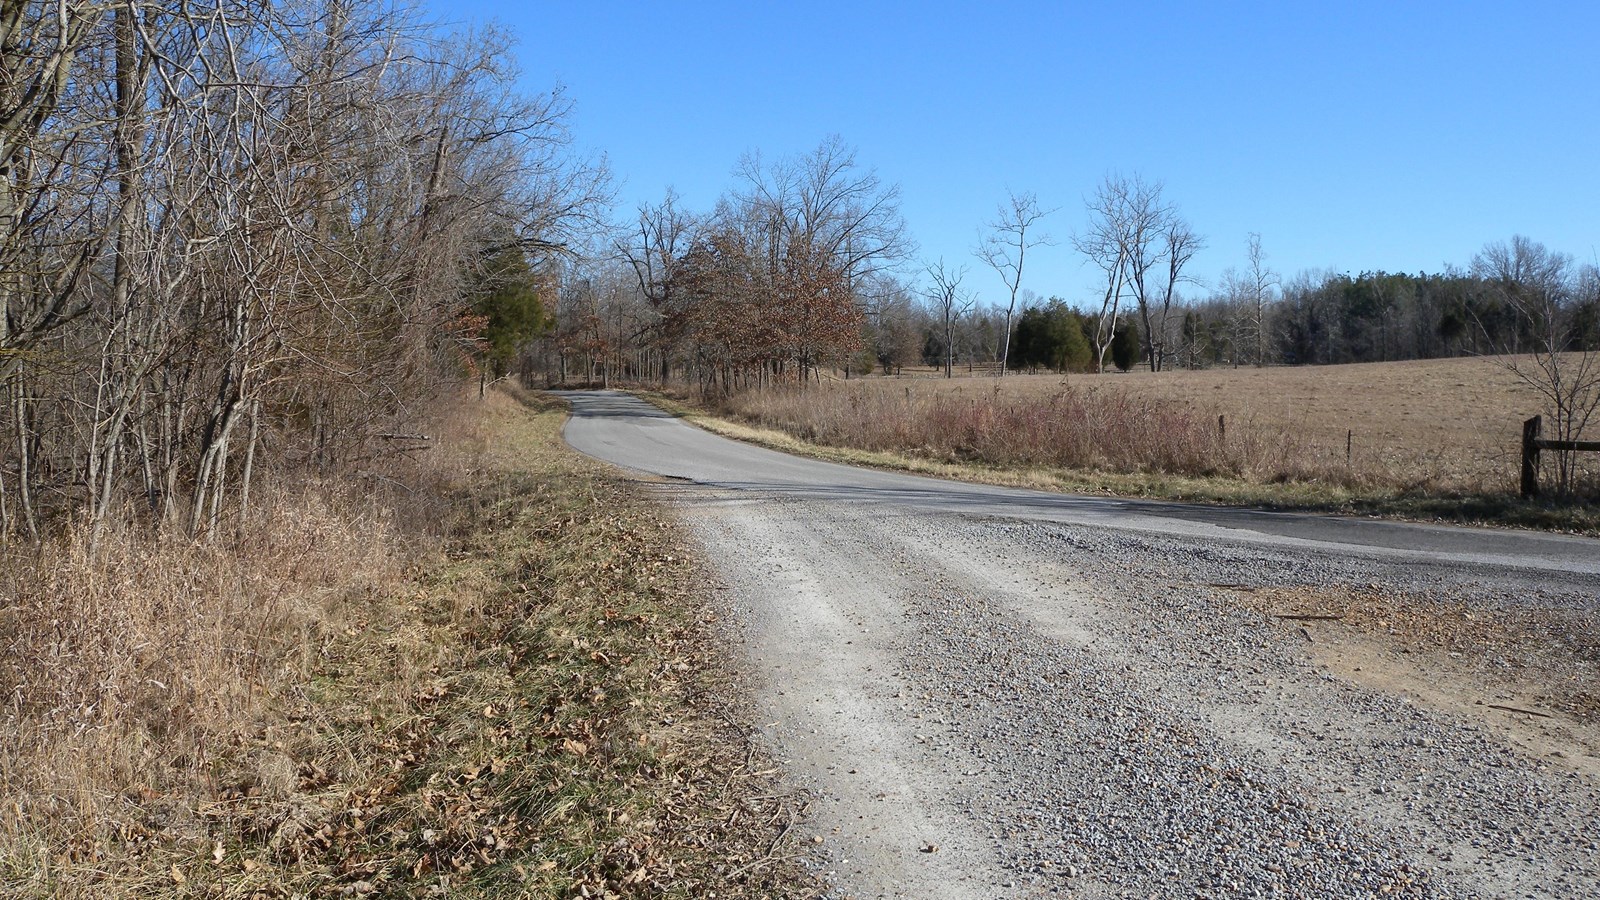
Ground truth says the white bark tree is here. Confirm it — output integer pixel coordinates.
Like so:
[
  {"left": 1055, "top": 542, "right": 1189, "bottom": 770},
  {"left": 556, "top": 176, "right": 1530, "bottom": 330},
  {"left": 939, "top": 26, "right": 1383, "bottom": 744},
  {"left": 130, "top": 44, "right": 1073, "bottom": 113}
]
[
  {"left": 1075, "top": 178, "right": 1130, "bottom": 374},
  {"left": 1153, "top": 216, "right": 1204, "bottom": 371},
  {"left": 975, "top": 189, "right": 1053, "bottom": 377},
  {"left": 1245, "top": 233, "right": 1280, "bottom": 366}
]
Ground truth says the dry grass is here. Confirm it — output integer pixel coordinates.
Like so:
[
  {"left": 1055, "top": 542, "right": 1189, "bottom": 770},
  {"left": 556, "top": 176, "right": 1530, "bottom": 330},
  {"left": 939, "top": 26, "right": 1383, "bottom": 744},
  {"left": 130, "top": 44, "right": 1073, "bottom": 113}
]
[
  {"left": 1056, "top": 357, "right": 1564, "bottom": 491},
  {"left": 0, "top": 483, "right": 405, "bottom": 890},
  {"left": 851, "top": 357, "right": 1600, "bottom": 491},
  {"left": 655, "top": 356, "right": 1600, "bottom": 530},
  {"left": 720, "top": 379, "right": 1339, "bottom": 485},
  {"left": 0, "top": 386, "right": 815, "bottom": 897}
]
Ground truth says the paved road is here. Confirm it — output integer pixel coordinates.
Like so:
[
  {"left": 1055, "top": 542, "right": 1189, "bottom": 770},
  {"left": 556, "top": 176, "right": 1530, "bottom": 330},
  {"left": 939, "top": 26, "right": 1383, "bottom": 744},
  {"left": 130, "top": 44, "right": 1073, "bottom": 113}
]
[
  {"left": 558, "top": 390, "right": 1600, "bottom": 899},
  {"left": 557, "top": 391, "right": 1599, "bottom": 580}
]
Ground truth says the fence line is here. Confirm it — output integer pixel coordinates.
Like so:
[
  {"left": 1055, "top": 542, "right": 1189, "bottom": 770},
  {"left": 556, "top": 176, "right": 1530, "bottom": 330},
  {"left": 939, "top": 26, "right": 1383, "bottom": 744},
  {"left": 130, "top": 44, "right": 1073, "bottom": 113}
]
[{"left": 1520, "top": 415, "right": 1600, "bottom": 498}]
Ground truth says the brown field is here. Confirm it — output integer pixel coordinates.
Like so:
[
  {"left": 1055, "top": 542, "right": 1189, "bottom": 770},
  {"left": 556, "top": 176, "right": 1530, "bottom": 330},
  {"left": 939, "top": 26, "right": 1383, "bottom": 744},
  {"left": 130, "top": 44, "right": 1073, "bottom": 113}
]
[
  {"left": 707, "top": 356, "right": 1597, "bottom": 506},
  {"left": 1048, "top": 357, "right": 1549, "bottom": 490}
]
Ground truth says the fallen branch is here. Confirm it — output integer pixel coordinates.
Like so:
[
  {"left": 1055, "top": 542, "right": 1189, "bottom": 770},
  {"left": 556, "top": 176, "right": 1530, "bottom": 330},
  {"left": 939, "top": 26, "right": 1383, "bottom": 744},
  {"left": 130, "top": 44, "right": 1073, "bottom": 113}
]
[
  {"left": 1486, "top": 703, "right": 1552, "bottom": 719},
  {"left": 724, "top": 804, "right": 803, "bottom": 880}
]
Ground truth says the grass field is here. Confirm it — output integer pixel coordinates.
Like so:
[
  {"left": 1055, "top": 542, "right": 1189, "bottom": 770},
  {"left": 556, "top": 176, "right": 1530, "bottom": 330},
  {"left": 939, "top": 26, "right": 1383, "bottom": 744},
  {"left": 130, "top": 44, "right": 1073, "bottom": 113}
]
[
  {"left": 670, "top": 356, "right": 1598, "bottom": 531},
  {"left": 1038, "top": 357, "right": 1550, "bottom": 491}
]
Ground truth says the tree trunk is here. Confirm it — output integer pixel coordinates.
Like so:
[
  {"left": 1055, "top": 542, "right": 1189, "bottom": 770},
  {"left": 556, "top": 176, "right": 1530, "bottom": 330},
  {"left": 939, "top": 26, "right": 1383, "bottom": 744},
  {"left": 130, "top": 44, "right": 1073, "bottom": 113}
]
[{"left": 239, "top": 398, "right": 261, "bottom": 529}]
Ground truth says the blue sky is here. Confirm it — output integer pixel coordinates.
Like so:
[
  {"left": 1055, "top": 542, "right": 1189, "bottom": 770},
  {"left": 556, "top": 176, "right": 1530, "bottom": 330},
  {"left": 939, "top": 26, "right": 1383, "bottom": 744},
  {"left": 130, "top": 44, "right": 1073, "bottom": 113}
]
[{"left": 430, "top": 0, "right": 1599, "bottom": 308}]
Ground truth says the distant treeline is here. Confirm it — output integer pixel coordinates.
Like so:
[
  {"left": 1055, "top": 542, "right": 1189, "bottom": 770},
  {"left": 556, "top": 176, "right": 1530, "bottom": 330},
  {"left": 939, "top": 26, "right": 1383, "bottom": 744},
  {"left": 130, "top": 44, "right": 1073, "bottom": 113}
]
[
  {"left": 566, "top": 184, "right": 1597, "bottom": 382},
  {"left": 999, "top": 265, "right": 1600, "bottom": 374}
]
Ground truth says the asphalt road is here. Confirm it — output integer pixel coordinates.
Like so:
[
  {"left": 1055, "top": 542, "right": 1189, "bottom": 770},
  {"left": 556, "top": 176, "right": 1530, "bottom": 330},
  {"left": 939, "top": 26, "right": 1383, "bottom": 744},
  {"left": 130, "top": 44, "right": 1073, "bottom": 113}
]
[{"left": 556, "top": 391, "right": 1599, "bottom": 580}]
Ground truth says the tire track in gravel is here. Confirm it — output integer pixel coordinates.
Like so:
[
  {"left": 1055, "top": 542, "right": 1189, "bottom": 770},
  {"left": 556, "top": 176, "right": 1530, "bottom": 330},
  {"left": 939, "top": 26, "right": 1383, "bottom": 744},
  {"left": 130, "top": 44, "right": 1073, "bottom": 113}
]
[
  {"left": 686, "top": 493, "right": 1007, "bottom": 898},
  {"left": 671, "top": 492, "right": 1600, "bottom": 899}
]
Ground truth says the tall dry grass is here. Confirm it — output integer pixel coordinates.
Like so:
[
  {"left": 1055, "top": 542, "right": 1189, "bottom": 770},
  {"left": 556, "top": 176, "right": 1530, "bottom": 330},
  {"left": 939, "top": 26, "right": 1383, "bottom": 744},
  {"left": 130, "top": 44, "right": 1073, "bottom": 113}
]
[
  {"left": 0, "top": 379, "right": 502, "bottom": 892},
  {"left": 0, "top": 483, "right": 410, "bottom": 882},
  {"left": 740, "top": 360, "right": 1600, "bottom": 499},
  {"left": 0, "top": 386, "right": 822, "bottom": 897},
  {"left": 719, "top": 381, "right": 1367, "bottom": 487}
]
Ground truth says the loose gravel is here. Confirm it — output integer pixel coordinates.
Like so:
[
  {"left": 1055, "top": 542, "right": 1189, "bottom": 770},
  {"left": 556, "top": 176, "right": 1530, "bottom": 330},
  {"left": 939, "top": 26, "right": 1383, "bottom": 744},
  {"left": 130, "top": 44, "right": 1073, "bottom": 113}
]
[{"left": 676, "top": 492, "right": 1600, "bottom": 899}]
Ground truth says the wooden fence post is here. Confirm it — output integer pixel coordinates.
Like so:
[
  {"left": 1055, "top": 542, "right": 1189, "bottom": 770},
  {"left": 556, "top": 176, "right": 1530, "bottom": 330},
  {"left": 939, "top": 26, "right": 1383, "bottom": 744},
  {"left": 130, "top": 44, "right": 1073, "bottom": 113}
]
[{"left": 1521, "top": 415, "right": 1542, "bottom": 499}]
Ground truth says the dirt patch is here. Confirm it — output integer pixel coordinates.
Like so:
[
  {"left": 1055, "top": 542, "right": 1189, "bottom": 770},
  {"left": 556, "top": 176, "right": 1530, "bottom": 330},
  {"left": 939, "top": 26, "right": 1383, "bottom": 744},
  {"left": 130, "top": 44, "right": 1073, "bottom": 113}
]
[{"left": 1215, "top": 583, "right": 1600, "bottom": 776}]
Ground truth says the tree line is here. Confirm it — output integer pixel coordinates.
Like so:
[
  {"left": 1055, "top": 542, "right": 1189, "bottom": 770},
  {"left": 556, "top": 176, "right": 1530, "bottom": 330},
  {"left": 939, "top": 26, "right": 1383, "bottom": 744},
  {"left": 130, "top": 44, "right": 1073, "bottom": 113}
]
[
  {"left": 579, "top": 136, "right": 909, "bottom": 393},
  {"left": 535, "top": 149, "right": 1596, "bottom": 391},
  {"left": 0, "top": 0, "right": 602, "bottom": 542},
  {"left": 1003, "top": 239, "right": 1600, "bottom": 375}
]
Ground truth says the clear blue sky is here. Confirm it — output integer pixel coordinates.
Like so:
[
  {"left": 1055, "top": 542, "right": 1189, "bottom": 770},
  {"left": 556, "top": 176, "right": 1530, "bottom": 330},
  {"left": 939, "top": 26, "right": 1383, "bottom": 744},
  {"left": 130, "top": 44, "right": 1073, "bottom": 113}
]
[{"left": 430, "top": 0, "right": 1599, "bottom": 308}]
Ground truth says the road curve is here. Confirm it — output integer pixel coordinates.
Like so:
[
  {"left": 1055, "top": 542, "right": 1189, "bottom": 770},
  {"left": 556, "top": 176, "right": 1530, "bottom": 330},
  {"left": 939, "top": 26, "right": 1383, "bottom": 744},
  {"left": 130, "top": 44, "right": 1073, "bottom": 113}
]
[
  {"left": 558, "top": 390, "right": 1600, "bottom": 899},
  {"left": 556, "top": 391, "right": 1599, "bottom": 579}
]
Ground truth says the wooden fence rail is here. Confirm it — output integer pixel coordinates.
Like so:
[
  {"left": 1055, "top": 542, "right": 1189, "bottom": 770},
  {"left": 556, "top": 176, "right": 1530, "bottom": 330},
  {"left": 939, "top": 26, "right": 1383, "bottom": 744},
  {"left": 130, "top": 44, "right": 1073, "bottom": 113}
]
[{"left": 1520, "top": 415, "right": 1600, "bottom": 498}]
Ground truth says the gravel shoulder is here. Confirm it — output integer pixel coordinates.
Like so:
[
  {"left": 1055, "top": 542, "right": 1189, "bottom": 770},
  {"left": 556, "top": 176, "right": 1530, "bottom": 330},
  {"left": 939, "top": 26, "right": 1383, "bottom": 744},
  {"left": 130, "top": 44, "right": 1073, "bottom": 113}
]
[{"left": 562, "top": 392, "right": 1600, "bottom": 899}]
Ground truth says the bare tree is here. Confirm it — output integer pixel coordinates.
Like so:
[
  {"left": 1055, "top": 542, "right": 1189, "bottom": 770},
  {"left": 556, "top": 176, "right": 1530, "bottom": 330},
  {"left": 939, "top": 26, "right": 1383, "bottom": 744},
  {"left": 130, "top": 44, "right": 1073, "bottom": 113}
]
[
  {"left": 1245, "top": 233, "right": 1280, "bottom": 366},
  {"left": 1472, "top": 235, "right": 1600, "bottom": 494},
  {"left": 859, "top": 273, "right": 921, "bottom": 374},
  {"left": 923, "top": 259, "right": 972, "bottom": 379},
  {"left": 0, "top": 0, "right": 607, "bottom": 543},
  {"left": 1074, "top": 178, "right": 1130, "bottom": 374},
  {"left": 704, "top": 136, "right": 904, "bottom": 383},
  {"left": 1109, "top": 176, "right": 1170, "bottom": 373},
  {"left": 734, "top": 135, "right": 911, "bottom": 286},
  {"left": 0, "top": 0, "right": 104, "bottom": 378},
  {"left": 1152, "top": 216, "right": 1204, "bottom": 371},
  {"left": 619, "top": 188, "right": 699, "bottom": 380},
  {"left": 975, "top": 190, "right": 1053, "bottom": 377},
  {"left": 1212, "top": 268, "right": 1251, "bottom": 368}
]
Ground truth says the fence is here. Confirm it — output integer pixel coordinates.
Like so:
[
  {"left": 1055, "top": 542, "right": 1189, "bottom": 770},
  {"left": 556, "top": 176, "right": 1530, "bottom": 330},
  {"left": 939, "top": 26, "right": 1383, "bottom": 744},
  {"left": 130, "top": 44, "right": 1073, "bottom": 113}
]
[{"left": 1520, "top": 415, "right": 1600, "bottom": 498}]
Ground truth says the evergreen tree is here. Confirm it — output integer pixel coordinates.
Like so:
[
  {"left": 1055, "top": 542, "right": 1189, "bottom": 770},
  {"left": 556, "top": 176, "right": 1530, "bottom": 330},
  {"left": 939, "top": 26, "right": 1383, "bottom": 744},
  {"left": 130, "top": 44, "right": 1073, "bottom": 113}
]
[
  {"left": 1111, "top": 318, "right": 1141, "bottom": 372},
  {"left": 471, "top": 244, "right": 549, "bottom": 377},
  {"left": 1010, "top": 300, "right": 1092, "bottom": 373},
  {"left": 1055, "top": 306, "right": 1093, "bottom": 372}
]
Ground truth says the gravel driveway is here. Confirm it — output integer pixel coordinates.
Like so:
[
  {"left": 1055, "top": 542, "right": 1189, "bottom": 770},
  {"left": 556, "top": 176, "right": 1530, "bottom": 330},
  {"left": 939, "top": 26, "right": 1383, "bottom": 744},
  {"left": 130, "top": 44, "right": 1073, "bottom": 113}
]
[{"left": 559, "top": 391, "right": 1600, "bottom": 899}]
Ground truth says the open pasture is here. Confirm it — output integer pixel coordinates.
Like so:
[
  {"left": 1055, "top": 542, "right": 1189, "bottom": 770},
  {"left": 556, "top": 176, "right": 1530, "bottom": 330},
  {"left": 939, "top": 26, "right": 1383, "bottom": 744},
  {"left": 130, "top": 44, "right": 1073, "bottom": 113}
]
[
  {"left": 727, "top": 357, "right": 1583, "bottom": 497},
  {"left": 1058, "top": 357, "right": 1549, "bottom": 491}
]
